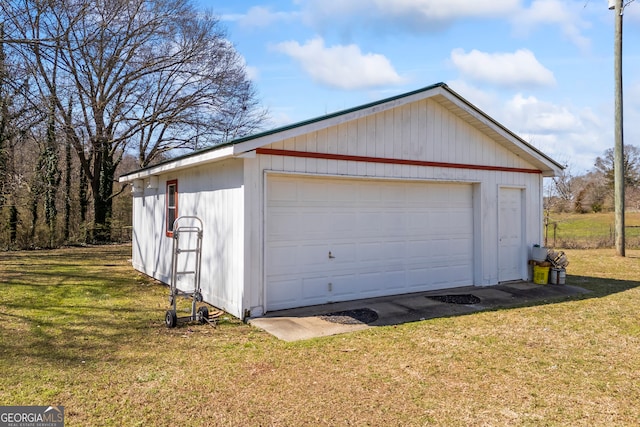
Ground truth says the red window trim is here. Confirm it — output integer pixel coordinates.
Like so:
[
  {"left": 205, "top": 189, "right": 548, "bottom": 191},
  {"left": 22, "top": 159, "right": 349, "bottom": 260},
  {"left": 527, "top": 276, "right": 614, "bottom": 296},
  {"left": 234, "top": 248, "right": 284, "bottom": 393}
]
[{"left": 166, "top": 180, "right": 178, "bottom": 237}]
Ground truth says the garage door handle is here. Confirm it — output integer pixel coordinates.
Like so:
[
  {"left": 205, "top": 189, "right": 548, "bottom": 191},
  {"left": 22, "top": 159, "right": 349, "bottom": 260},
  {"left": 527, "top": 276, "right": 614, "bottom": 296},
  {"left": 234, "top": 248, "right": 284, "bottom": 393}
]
[{"left": 328, "top": 251, "right": 335, "bottom": 259}]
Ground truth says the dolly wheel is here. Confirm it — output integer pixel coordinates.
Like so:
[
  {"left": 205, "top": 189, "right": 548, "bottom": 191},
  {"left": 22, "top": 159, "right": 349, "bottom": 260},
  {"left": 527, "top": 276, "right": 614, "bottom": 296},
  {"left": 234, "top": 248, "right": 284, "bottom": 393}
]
[
  {"left": 165, "top": 309, "right": 178, "bottom": 328},
  {"left": 197, "top": 306, "right": 209, "bottom": 324}
]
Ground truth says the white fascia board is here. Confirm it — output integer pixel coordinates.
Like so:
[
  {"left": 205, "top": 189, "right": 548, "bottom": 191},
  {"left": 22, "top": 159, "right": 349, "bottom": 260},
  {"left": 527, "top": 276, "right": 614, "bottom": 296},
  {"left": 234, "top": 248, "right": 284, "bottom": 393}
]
[{"left": 118, "top": 145, "right": 235, "bottom": 182}]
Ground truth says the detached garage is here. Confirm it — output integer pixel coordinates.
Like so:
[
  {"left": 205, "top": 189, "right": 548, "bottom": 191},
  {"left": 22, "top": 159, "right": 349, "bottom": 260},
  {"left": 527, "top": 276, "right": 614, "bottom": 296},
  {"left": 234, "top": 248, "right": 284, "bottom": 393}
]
[{"left": 119, "top": 83, "right": 563, "bottom": 319}]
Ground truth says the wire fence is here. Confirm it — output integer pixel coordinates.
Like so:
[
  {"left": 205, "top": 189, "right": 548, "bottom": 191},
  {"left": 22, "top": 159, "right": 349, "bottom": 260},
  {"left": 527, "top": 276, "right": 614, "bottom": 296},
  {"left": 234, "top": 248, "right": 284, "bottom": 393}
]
[{"left": 544, "top": 222, "right": 640, "bottom": 249}]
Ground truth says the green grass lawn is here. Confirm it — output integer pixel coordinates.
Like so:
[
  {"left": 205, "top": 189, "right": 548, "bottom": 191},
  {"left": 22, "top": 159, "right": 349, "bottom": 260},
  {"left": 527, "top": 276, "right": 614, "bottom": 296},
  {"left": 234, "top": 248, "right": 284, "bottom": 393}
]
[{"left": 1, "top": 245, "right": 639, "bottom": 426}]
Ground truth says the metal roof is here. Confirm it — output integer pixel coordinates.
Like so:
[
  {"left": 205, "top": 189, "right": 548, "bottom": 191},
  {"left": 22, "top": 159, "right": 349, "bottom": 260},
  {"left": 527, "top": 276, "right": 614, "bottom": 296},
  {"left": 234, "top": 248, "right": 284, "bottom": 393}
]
[{"left": 119, "top": 82, "right": 563, "bottom": 182}]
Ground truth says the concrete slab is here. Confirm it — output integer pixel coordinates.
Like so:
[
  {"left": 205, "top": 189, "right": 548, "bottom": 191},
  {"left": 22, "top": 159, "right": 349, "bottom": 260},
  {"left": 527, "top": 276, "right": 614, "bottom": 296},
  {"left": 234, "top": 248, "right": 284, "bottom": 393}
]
[
  {"left": 248, "top": 283, "right": 590, "bottom": 342},
  {"left": 249, "top": 316, "right": 369, "bottom": 342}
]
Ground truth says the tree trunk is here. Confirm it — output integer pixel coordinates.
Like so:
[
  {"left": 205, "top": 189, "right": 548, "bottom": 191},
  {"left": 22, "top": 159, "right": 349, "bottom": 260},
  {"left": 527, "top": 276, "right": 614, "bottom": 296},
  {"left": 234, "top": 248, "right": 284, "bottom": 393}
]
[
  {"left": 92, "top": 137, "right": 115, "bottom": 242},
  {"left": 29, "top": 189, "right": 38, "bottom": 240},
  {"left": 43, "top": 98, "right": 60, "bottom": 247},
  {"left": 79, "top": 163, "right": 89, "bottom": 242},
  {"left": 8, "top": 203, "right": 18, "bottom": 245},
  {"left": 63, "top": 126, "right": 71, "bottom": 242}
]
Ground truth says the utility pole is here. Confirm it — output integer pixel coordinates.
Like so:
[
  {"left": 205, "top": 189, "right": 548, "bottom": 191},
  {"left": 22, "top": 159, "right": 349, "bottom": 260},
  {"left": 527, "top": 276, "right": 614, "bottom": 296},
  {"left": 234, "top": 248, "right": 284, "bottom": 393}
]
[{"left": 611, "top": 0, "right": 625, "bottom": 256}]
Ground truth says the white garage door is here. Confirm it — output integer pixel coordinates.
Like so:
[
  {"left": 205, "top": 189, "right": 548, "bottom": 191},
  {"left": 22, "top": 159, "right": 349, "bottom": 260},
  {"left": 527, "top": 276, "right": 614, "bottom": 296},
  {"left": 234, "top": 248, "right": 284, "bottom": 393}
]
[{"left": 266, "top": 175, "right": 474, "bottom": 311}]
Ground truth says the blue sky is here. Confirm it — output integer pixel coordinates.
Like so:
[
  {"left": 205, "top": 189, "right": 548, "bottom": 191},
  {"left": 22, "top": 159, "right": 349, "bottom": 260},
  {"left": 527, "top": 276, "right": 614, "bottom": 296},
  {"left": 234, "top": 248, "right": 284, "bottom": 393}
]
[{"left": 197, "top": 0, "right": 640, "bottom": 174}]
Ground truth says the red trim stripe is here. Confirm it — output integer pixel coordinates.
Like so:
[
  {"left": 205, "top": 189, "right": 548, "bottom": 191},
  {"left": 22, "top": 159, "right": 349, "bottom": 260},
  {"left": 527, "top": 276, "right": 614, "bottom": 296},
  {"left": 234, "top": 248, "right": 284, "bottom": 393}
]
[{"left": 256, "top": 148, "right": 542, "bottom": 175}]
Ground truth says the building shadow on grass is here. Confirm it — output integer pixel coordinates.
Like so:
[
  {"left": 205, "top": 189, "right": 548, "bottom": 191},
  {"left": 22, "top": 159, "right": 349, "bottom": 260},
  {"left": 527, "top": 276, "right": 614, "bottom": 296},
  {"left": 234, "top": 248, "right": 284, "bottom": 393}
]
[
  {"left": 567, "top": 274, "right": 640, "bottom": 297},
  {"left": 0, "top": 303, "right": 160, "bottom": 365}
]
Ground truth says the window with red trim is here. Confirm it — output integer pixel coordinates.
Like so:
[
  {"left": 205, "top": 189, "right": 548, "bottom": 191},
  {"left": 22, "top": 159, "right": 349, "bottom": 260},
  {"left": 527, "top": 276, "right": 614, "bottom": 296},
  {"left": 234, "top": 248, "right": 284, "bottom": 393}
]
[{"left": 166, "top": 180, "right": 178, "bottom": 237}]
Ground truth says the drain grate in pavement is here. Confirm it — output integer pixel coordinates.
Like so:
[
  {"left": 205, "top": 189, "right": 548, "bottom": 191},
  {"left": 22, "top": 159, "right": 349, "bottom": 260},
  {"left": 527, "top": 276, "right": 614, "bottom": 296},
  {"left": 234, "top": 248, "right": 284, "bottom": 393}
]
[
  {"left": 319, "top": 308, "right": 379, "bottom": 325},
  {"left": 427, "top": 294, "right": 481, "bottom": 305}
]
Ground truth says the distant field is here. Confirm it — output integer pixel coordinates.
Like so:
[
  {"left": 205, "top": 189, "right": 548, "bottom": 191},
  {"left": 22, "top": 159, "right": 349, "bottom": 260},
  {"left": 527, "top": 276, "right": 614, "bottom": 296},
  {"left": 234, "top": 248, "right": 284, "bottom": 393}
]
[{"left": 544, "top": 211, "right": 640, "bottom": 249}]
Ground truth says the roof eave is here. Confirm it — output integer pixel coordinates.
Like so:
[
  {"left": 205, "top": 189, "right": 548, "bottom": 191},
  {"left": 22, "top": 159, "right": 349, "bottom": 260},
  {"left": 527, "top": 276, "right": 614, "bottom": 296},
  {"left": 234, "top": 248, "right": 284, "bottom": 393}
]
[{"left": 118, "top": 145, "right": 235, "bottom": 182}]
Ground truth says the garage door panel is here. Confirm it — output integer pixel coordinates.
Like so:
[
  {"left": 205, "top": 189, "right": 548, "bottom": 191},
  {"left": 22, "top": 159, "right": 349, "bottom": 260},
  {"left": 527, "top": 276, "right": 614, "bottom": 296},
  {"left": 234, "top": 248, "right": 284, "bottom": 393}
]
[
  {"left": 267, "top": 212, "right": 298, "bottom": 238},
  {"left": 357, "top": 272, "right": 385, "bottom": 294},
  {"left": 298, "top": 244, "right": 331, "bottom": 268},
  {"left": 302, "top": 277, "right": 330, "bottom": 300},
  {"left": 331, "top": 213, "right": 356, "bottom": 233},
  {"left": 445, "top": 212, "right": 473, "bottom": 231},
  {"left": 386, "top": 214, "right": 407, "bottom": 232},
  {"left": 383, "top": 270, "right": 407, "bottom": 291},
  {"left": 407, "top": 240, "right": 433, "bottom": 258},
  {"left": 360, "top": 242, "right": 384, "bottom": 261},
  {"left": 331, "top": 181, "right": 356, "bottom": 202},
  {"left": 331, "top": 243, "right": 357, "bottom": 264},
  {"left": 269, "top": 180, "right": 298, "bottom": 201},
  {"left": 407, "top": 268, "right": 430, "bottom": 288},
  {"left": 430, "top": 266, "right": 456, "bottom": 285},
  {"left": 408, "top": 212, "right": 429, "bottom": 228},
  {"left": 269, "top": 245, "right": 299, "bottom": 270},
  {"left": 359, "top": 184, "right": 382, "bottom": 202},
  {"left": 330, "top": 274, "right": 363, "bottom": 299},
  {"left": 268, "top": 278, "right": 301, "bottom": 310},
  {"left": 450, "top": 238, "right": 474, "bottom": 255},
  {"left": 358, "top": 212, "right": 383, "bottom": 231},
  {"left": 383, "top": 241, "right": 407, "bottom": 260},
  {"left": 300, "top": 180, "right": 327, "bottom": 201},
  {"left": 266, "top": 176, "right": 474, "bottom": 311},
  {"left": 302, "top": 212, "right": 332, "bottom": 234},
  {"left": 269, "top": 243, "right": 328, "bottom": 274}
]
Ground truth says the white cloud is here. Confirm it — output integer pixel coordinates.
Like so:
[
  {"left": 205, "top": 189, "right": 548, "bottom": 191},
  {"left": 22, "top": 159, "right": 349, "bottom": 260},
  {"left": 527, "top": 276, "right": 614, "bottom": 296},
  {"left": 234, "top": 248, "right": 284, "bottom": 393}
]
[
  {"left": 235, "top": 54, "right": 260, "bottom": 81},
  {"left": 236, "top": 6, "right": 298, "bottom": 29},
  {"left": 235, "top": 0, "right": 591, "bottom": 52},
  {"left": 445, "top": 79, "right": 499, "bottom": 114},
  {"left": 266, "top": 109, "right": 297, "bottom": 128},
  {"left": 273, "top": 37, "right": 405, "bottom": 90},
  {"left": 450, "top": 48, "right": 556, "bottom": 88},
  {"left": 244, "top": 66, "right": 260, "bottom": 81},
  {"left": 505, "top": 94, "right": 582, "bottom": 133},
  {"left": 300, "top": 0, "right": 519, "bottom": 33},
  {"left": 500, "top": 93, "right": 609, "bottom": 172},
  {"left": 219, "top": 13, "right": 243, "bottom": 23},
  {"left": 367, "top": 0, "right": 519, "bottom": 20},
  {"left": 626, "top": 3, "right": 640, "bottom": 23},
  {"left": 511, "top": 0, "right": 591, "bottom": 50},
  {"left": 295, "top": 0, "right": 592, "bottom": 54},
  {"left": 446, "top": 80, "right": 608, "bottom": 172}
]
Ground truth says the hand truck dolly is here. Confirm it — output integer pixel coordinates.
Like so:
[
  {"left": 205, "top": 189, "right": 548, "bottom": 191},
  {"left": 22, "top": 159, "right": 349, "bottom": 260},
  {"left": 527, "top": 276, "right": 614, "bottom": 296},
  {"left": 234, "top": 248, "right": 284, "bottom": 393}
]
[{"left": 165, "top": 216, "right": 222, "bottom": 328}]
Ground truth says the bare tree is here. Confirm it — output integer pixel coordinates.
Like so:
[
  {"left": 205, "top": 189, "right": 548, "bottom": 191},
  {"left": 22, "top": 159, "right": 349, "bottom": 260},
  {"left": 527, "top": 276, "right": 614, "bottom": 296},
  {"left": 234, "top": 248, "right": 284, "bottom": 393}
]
[
  {"left": 0, "top": 22, "right": 44, "bottom": 246},
  {"left": 546, "top": 160, "right": 574, "bottom": 212},
  {"left": 571, "top": 173, "right": 608, "bottom": 213},
  {"left": 0, "top": 23, "right": 8, "bottom": 213},
  {"left": 594, "top": 145, "right": 640, "bottom": 189},
  {"left": 1, "top": 0, "right": 266, "bottom": 241}
]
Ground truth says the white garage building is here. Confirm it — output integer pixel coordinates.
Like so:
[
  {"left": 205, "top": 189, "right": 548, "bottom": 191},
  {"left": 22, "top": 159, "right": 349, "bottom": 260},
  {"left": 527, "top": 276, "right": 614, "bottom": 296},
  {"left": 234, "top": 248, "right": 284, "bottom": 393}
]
[{"left": 119, "top": 83, "right": 562, "bottom": 319}]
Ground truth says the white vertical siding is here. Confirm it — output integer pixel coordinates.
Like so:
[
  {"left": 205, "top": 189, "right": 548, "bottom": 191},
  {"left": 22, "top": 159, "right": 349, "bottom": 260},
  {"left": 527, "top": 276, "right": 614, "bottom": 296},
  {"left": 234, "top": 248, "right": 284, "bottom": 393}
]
[
  {"left": 243, "top": 155, "right": 264, "bottom": 317},
  {"left": 131, "top": 158, "right": 245, "bottom": 319}
]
